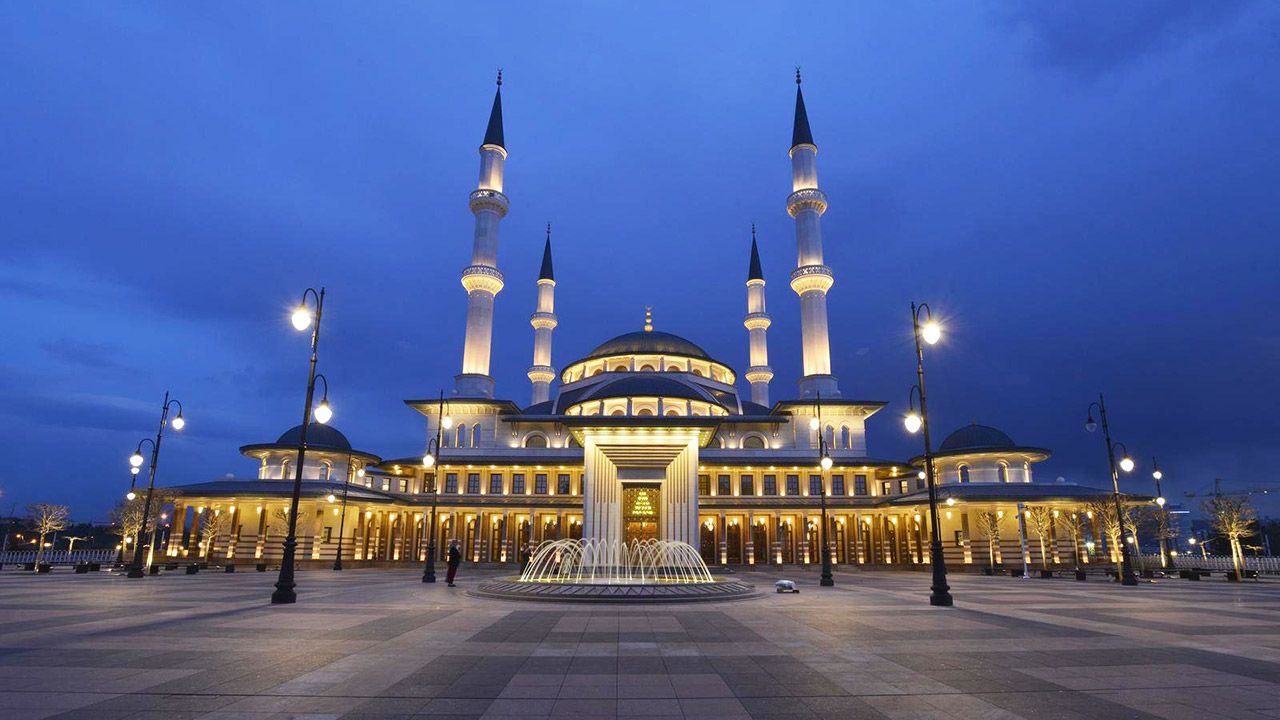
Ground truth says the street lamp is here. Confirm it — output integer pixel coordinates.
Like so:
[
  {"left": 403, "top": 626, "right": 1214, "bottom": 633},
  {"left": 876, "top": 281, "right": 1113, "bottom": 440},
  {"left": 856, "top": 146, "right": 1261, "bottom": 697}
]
[
  {"left": 422, "top": 391, "right": 451, "bottom": 583},
  {"left": 273, "top": 286, "right": 325, "bottom": 605},
  {"left": 814, "top": 394, "right": 834, "bottom": 587},
  {"left": 333, "top": 462, "right": 356, "bottom": 571},
  {"left": 126, "top": 392, "right": 184, "bottom": 579},
  {"left": 907, "top": 302, "right": 953, "bottom": 607},
  {"left": 1085, "top": 393, "right": 1138, "bottom": 586},
  {"left": 1152, "top": 457, "right": 1169, "bottom": 568}
]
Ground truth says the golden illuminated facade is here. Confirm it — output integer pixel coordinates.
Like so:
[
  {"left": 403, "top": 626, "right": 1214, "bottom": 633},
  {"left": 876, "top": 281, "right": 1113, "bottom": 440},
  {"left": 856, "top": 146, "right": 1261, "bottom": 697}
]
[{"left": 165, "top": 75, "right": 1124, "bottom": 572}]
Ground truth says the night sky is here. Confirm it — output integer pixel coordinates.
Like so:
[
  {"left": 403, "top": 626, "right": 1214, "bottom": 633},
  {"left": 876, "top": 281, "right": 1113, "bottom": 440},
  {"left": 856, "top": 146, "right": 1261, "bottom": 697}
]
[{"left": 2, "top": 2, "right": 1277, "bottom": 521}]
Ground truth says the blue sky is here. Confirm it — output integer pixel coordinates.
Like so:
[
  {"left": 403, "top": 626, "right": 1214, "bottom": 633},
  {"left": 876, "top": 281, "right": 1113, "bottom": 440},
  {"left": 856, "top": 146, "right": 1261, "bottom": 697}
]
[{"left": 1, "top": 2, "right": 1277, "bottom": 520}]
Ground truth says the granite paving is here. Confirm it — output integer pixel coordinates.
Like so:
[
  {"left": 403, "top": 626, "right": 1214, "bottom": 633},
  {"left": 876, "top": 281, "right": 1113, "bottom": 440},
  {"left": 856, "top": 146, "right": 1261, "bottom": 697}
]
[{"left": 2, "top": 565, "right": 1279, "bottom": 719}]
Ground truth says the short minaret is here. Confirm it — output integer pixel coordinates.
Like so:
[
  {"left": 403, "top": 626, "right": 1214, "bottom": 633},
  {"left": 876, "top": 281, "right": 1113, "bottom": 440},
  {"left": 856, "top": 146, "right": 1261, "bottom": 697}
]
[
  {"left": 456, "top": 71, "right": 510, "bottom": 398},
  {"left": 527, "top": 223, "right": 557, "bottom": 406},
  {"left": 787, "top": 69, "right": 840, "bottom": 399},
  {"left": 743, "top": 225, "right": 773, "bottom": 406}
]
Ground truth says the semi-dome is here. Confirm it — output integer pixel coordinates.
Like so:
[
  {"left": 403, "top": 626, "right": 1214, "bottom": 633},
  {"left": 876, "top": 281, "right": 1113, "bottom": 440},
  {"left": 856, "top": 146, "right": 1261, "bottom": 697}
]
[
  {"left": 584, "top": 331, "right": 712, "bottom": 361},
  {"left": 274, "top": 423, "right": 353, "bottom": 453},
  {"left": 938, "top": 424, "right": 1016, "bottom": 452}
]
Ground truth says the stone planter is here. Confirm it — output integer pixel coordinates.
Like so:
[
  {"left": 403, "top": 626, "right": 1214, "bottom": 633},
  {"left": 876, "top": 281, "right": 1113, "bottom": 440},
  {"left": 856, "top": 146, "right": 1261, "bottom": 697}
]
[
  {"left": 36, "top": 564, "right": 52, "bottom": 574},
  {"left": 224, "top": 564, "right": 236, "bottom": 573},
  {"left": 74, "top": 564, "right": 89, "bottom": 574},
  {"left": 256, "top": 563, "right": 268, "bottom": 572},
  {"left": 1075, "top": 570, "right": 1087, "bottom": 581},
  {"left": 185, "top": 565, "right": 199, "bottom": 575}
]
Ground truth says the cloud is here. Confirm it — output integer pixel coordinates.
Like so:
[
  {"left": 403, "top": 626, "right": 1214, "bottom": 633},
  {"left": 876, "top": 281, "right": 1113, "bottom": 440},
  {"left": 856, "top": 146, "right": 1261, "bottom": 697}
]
[
  {"left": 40, "top": 338, "right": 133, "bottom": 372},
  {"left": 1000, "top": 0, "right": 1255, "bottom": 77}
]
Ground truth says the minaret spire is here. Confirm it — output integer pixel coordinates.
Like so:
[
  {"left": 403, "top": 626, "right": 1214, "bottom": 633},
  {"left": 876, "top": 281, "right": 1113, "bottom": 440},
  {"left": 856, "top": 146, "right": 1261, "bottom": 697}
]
[
  {"left": 527, "top": 221, "right": 557, "bottom": 406},
  {"left": 787, "top": 72, "right": 840, "bottom": 398},
  {"left": 743, "top": 224, "right": 774, "bottom": 406},
  {"left": 455, "top": 75, "right": 511, "bottom": 398}
]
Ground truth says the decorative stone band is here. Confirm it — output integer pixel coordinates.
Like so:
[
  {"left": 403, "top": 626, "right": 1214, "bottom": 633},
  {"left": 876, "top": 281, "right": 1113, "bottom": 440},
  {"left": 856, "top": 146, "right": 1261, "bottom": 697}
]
[
  {"left": 479, "top": 143, "right": 508, "bottom": 159},
  {"left": 788, "top": 142, "right": 818, "bottom": 158},
  {"left": 537, "top": 278, "right": 556, "bottom": 287},
  {"left": 786, "top": 187, "right": 827, "bottom": 218},
  {"left": 468, "top": 188, "right": 509, "bottom": 217},
  {"left": 744, "top": 366, "right": 774, "bottom": 384},
  {"left": 746, "top": 278, "right": 765, "bottom": 288},
  {"left": 789, "top": 264, "right": 834, "bottom": 295},
  {"left": 526, "top": 365, "right": 556, "bottom": 384},
  {"left": 530, "top": 311, "right": 558, "bottom": 330},
  {"left": 743, "top": 312, "right": 772, "bottom": 331},
  {"left": 460, "top": 264, "right": 505, "bottom": 295}
]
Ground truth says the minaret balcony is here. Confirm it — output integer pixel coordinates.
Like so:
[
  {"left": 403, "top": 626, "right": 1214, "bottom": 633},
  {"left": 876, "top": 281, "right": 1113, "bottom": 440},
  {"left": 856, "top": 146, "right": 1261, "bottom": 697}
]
[
  {"left": 469, "top": 189, "right": 509, "bottom": 217},
  {"left": 461, "top": 265, "right": 505, "bottom": 295},
  {"left": 743, "top": 312, "right": 772, "bottom": 331},
  {"left": 789, "top": 265, "right": 834, "bottom": 295},
  {"left": 744, "top": 366, "right": 774, "bottom": 385},
  {"left": 530, "top": 311, "right": 558, "bottom": 330},
  {"left": 527, "top": 365, "right": 557, "bottom": 385},
  {"left": 786, "top": 188, "right": 828, "bottom": 218}
]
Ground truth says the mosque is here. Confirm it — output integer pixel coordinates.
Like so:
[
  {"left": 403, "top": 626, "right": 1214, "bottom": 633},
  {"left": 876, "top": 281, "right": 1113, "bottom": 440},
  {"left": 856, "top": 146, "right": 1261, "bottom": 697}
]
[{"left": 163, "top": 75, "right": 1120, "bottom": 572}]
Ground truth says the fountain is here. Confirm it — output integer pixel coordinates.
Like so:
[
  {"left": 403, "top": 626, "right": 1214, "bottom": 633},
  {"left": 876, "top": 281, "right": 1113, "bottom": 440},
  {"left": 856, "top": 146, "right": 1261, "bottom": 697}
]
[{"left": 474, "top": 539, "right": 756, "bottom": 602}]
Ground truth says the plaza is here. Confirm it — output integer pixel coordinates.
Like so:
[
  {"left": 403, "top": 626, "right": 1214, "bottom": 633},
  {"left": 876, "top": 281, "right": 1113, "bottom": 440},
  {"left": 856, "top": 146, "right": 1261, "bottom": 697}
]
[{"left": 3, "top": 569, "right": 1280, "bottom": 719}]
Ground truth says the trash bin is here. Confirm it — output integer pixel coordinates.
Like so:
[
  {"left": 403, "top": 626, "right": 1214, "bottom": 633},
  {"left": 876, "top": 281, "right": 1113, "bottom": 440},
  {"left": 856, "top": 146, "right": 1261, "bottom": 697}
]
[
  {"left": 256, "top": 563, "right": 268, "bottom": 572},
  {"left": 74, "top": 564, "right": 89, "bottom": 574},
  {"left": 185, "top": 564, "right": 199, "bottom": 575},
  {"left": 1075, "top": 570, "right": 1087, "bottom": 581},
  {"left": 224, "top": 564, "right": 236, "bottom": 573}
]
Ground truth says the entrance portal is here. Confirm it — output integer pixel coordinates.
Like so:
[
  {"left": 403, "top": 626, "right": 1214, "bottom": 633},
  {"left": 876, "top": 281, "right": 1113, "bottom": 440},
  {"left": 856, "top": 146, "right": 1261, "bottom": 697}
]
[{"left": 622, "top": 485, "right": 660, "bottom": 544}]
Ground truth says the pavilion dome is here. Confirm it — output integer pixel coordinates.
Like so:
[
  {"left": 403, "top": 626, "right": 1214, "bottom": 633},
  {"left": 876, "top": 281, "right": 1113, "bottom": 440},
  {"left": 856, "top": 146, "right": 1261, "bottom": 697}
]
[
  {"left": 274, "top": 423, "right": 353, "bottom": 453},
  {"left": 584, "top": 331, "right": 713, "bottom": 362},
  {"left": 938, "top": 424, "right": 1017, "bottom": 453}
]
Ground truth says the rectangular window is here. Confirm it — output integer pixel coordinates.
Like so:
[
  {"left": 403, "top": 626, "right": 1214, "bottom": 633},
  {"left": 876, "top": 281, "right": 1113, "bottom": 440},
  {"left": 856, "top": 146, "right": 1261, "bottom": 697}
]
[
  {"left": 954, "top": 530, "right": 965, "bottom": 547},
  {"left": 557, "top": 474, "right": 571, "bottom": 495},
  {"left": 398, "top": 479, "right": 408, "bottom": 493},
  {"left": 739, "top": 474, "right": 754, "bottom": 496},
  {"left": 381, "top": 479, "right": 390, "bottom": 492},
  {"left": 717, "top": 475, "right": 731, "bottom": 496},
  {"left": 809, "top": 475, "right": 823, "bottom": 496},
  {"left": 854, "top": 474, "right": 867, "bottom": 496},
  {"left": 916, "top": 478, "right": 926, "bottom": 491},
  {"left": 445, "top": 473, "right": 458, "bottom": 494},
  {"left": 424, "top": 473, "right": 436, "bottom": 493},
  {"left": 512, "top": 473, "right": 525, "bottom": 495},
  {"left": 698, "top": 474, "right": 711, "bottom": 496},
  {"left": 365, "top": 477, "right": 372, "bottom": 488},
  {"left": 467, "top": 473, "right": 481, "bottom": 494},
  {"left": 899, "top": 480, "right": 909, "bottom": 495},
  {"left": 763, "top": 474, "right": 777, "bottom": 495},
  {"left": 832, "top": 474, "right": 845, "bottom": 495},
  {"left": 535, "top": 473, "right": 548, "bottom": 494},
  {"left": 489, "top": 474, "right": 503, "bottom": 495},
  {"left": 881, "top": 481, "right": 891, "bottom": 496},
  {"left": 322, "top": 527, "right": 332, "bottom": 543},
  {"left": 786, "top": 475, "right": 800, "bottom": 496}
]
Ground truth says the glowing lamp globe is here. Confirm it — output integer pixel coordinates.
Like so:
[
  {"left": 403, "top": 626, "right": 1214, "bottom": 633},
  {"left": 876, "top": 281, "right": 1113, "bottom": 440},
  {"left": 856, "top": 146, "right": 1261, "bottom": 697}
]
[
  {"left": 313, "top": 401, "right": 333, "bottom": 424},
  {"left": 904, "top": 412, "right": 922, "bottom": 434},
  {"left": 1156, "top": 496, "right": 1166, "bottom": 507},
  {"left": 921, "top": 321, "right": 941, "bottom": 345},
  {"left": 820, "top": 456, "right": 833, "bottom": 471},
  {"left": 808, "top": 417, "right": 820, "bottom": 431},
  {"left": 917, "top": 470, "right": 926, "bottom": 480},
  {"left": 129, "top": 451, "right": 144, "bottom": 468},
  {"left": 326, "top": 494, "right": 337, "bottom": 503},
  {"left": 170, "top": 414, "right": 185, "bottom": 431},
  {"left": 291, "top": 306, "right": 313, "bottom": 331},
  {"left": 1152, "top": 469, "right": 1163, "bottom": 480},
  {"left": 130, "top": 466, "right": 140, "bottom": 476},
  {"left": 1119, "top": 456, "right": 1135, "bottom": 473},
  {"left": 356, "top": 468, "right": 366, "bottom": 478},
  {"left": 126, "top": 490, "right": 137, "bottom": 501},
  {"left": 441, "top": 415, "right": 454, "bottom": 430},
  {"left": 946, "top": 497, "right": 956, "bottom": 507},
  {"left": 423, "top": 454, "right": 436, "bottom": 468}
]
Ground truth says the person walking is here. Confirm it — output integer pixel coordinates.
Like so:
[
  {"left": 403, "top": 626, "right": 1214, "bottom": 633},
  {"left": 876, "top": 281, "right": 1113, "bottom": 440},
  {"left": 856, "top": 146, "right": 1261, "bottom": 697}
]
[{"left": 446, "top": 539, "right": 462, "bottom": 587}]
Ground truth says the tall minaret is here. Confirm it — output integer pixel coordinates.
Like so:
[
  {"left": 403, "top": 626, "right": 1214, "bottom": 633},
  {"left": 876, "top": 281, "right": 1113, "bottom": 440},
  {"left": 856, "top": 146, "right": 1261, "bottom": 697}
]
[
  {"left": 455, "top": 71, "right": 509, "bottom": 398},
  {"left": 527, "top": 223, "right": 557, "bottom": 406},
  {"left": 743, "top": 225, "right": 773, "bottom": 406},
  {"left": 787, "top": 69, "right": 840, "bottom": 399}
]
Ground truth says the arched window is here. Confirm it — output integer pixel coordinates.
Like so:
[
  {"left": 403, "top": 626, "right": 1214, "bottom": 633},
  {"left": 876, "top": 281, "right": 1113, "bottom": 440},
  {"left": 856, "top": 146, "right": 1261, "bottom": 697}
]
[
  {"left": 591, "top": 368, "right": 604, "bottom": 377},
  {"left": 742, "top": 435, "right": 766, "bottom": 449},
  {"left": 610, "top": 408, "right": 626, "bottom": 416},
  {"left": 665, "top": 408, "right": 681, "bottom": 416},
  {"left": 692, "top": 368, "right": 704, "bottom": 377},
  {"left": 997, "top": 463, "right": 1008, "bottom": 483},
  {"left": 321, "top": 461, "right": 332, "bottom": 481},
  {"left": 636, "top": 408, "right": 654, "bottom": 416},
  {"left": 471, "top": 425, "right": 481, "bottom": 448},
  {"left": 840, "top": 426, "right": 851, "bottom": 449},
  {"left": 280, "top": 458, "right": 290, "bottom": 480},
  {"left": 524, "top": 434, "right": 548, "bottom": 449},
  {"left": 639, "top": 364, "right": 655, "bottom": 372},
  {"left": 717, "top": 437, "right": 725, "bottom": 448},
  {"left": 958, "top": 465, "right": 970, "bottom": 483},
  {"left": 612, "top": 363, "right": 628, "bottom": 372},
  {"left": 455, "top": 424, "right": 467, "bottom": 448},
  {"left": 824, "top": 425, "right": 835, "bottom": 449},
  {"left": 1023, "top": 462, "right": 1031, "bottom": 482}
]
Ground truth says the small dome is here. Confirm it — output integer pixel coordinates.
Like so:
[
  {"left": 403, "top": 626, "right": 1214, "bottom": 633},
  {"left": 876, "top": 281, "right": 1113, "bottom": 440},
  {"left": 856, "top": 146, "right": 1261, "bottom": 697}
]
[
  {"left": 274, "top": 423, "right": 353, "bottom": 453},
  {"left": 938, "top": 424, "right": 1016, "bottom": 452},
  {"left": 584, "top": 331, "right": 712, "bottom": 361}
]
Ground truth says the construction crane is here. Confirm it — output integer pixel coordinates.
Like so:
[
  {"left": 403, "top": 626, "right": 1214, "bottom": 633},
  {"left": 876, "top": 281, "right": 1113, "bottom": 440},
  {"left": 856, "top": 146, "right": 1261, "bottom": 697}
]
[{"left": 1182, "top": 478, "right": 1278, "bottom": 500}]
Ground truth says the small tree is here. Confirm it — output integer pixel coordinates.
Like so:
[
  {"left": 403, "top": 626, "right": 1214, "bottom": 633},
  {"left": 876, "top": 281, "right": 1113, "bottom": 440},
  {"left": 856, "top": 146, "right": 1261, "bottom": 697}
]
[
  {"left": 109, "top": 490, "right": 176, "bottom": 560},
  {"left": 1025, "top": 506, "right": 1055, "bottom": 568},
  {"left": 973, "top": 510, "right": 1001, "bottom": 570},
  {"left": 28, "top": 504, "right": 70, "bottom": 565},
  {"left": 197, "top": 509, "right": 228, "bottom": 560},
  {"left": 1086, "top": 498, "right": 1123, "bottom": 574},
  {"left": 1059, "top": 511, "right": 1086, "bottom": 569},
  {"left": 1204, "top": 495, "right": 1257, "bottom": 578}
]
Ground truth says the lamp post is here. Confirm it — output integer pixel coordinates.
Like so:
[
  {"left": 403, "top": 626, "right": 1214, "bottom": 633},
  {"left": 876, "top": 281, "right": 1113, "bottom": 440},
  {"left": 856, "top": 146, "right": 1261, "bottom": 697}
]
[
  {"left": 810, "top": 396, "right": 835, "bottom": 586},
  {"left": 127, "top": 392, "right": 184, "bottom": 579},
  {"left": 1152, "top": 457, "right": 1169, "bottom": 568},
  {"left": 333, "top": 461, "right": 357, "bottom": 571},
  {"left": 273, "top": 287, "right": 326, "bottom": 605},
  {"left": 905, "top": 302, "right": 953, "bottom": 607},
  {"left": 421, "top": 391, "right": 452, "bottom": 583},
  {"left": 1085, "top": 393, "right": 1138, "bottom": 586}
]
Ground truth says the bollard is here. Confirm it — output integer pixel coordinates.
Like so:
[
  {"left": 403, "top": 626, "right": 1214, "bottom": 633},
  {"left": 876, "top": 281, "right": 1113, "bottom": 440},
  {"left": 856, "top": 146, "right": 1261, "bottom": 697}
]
[{"left": 224, "top": 564, "right": 236, "bottom": 573}]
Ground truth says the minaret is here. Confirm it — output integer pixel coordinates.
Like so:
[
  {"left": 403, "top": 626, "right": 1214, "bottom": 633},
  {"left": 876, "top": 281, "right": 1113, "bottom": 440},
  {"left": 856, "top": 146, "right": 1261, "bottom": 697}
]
[
  {"left": 743, "top": 225, "right": 773, "bottom": 406},
  {"left": 527, "top": 223, "right": 557, "bottom": 406},
  {"left": 455, "top": 71, "right": 509, "bottom": 398},
  {"left": 787, "top": 69, "right": 840, "bottom": 399}
]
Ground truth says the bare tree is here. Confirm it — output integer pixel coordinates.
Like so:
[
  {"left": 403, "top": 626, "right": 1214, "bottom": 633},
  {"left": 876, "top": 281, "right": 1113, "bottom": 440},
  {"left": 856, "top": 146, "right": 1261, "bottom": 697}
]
[
  {"left": 1059, "top": 511, "right": 1086, "bottom": 569},
  {"left": 973, "top": 510, "right": 1001, "bottom": 571},
  {"left": 197, "top": 509, "right": 229, "bottom": 560},
  {"left": 109, "top": 490, "right": 177, "bottom": 559},
  {"left": 1025, "top": 506, "right": 1055, "bottom": 568},
  {"left": 28, "top": 504, "right": 70, "bottom": 565},
  {"left": 1204, "top": 495, "right": 1257, "bottom": 578},
  {"left": 1086, "top": 499, "right": 1121, "bottom": 569}
]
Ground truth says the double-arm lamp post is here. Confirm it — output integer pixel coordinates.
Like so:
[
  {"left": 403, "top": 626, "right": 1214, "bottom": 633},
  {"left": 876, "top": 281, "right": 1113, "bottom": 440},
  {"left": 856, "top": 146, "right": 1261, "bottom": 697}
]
[
  {"left": 330, "top": 457, "right": 360, "bottom": 571},
  {"left": 903, "top": 302, "right": 953, "bottom": 607},
  {"left": 1151, "top": 457, "right": 1169, "bottom": 568},
  {"left": 272, "top": 287, "right": 332, "bottom": 605},
  {"left": 810, "top": 396, "right": 835, "bottom": 586},
  {"left": 1085, "top": 393, "right": 1138, "bottom": 586},
  {"left": 126, "top": 392, "right": 184, "bottom": 578},
  {"left": 421, "top": 391, "right": 453, "bottom": 583}
]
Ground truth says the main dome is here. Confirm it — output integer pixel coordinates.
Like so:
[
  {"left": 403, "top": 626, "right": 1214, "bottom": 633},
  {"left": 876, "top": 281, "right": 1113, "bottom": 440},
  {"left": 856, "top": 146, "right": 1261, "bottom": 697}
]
[
  {"left": 938, "top": 424, "right": 1016, "bottom": 452},
  {"left": 584, "top": 331, "right": 712, "bottom": 361}
]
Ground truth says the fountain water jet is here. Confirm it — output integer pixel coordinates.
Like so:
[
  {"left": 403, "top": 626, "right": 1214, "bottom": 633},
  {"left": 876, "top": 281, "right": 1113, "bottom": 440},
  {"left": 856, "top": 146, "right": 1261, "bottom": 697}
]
[{"left": 520, "top": 538, "right": 713, "bottom": 585}]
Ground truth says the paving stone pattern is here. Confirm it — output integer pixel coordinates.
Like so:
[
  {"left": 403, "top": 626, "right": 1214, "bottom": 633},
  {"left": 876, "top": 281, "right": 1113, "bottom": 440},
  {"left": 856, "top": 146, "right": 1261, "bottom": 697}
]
[{"left": 2, "top": 566, "right": 1280, "bottom": 719}]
